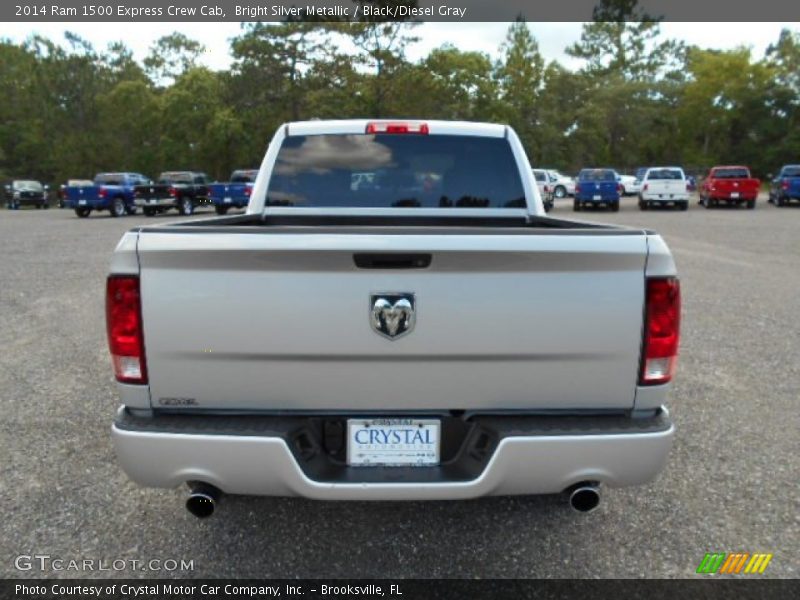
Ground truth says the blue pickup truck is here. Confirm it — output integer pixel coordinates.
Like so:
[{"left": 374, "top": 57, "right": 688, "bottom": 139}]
[
  {"left": 66, "top": 172, "right": 150, "bottom": 218},
  {"left": 207, "top": 169, "right": 258, "bottom": 215},
  {"left": 574, "top": 169, "right": 621, "bottom": 212},
  {"left": 769, "top": 165, "right": 800, "bottom": 207}
]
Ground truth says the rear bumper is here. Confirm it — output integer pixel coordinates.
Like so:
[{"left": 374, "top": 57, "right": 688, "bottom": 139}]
[
  {"left": 641, "top": 194, "right": 688, "bottom": 202},
  {"left": 112, "top": 407, "right": 674, "bottom": 500},
  {"left": 211, "top": 197, "right": 248, "bottom": 207},
  {"left": 69, "top": 199, "right": 109, "bottom": 209},
  {"left": 575, "top": 197, "right": 618, "bottom": 203},
  {"left": 135, "top": 199, "right": 175, "bottom": 208}
]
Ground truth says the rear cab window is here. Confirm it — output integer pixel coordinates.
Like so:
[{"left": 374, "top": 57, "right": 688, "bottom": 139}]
[
  {"left": 646, "top": 168, "right": 685, "bottom": 180},
  {"left": 231, "top": 170, "right": 258, "bottom": 183},
  {"left": 95, "top": 173, "right": 124, "bottom": 185},
  {"left": 266, "top": 134, "right": 526, "bottom": 209},
  {"left": 578, "top": 169, "right": 616, "bottom": 182},
  {"left": 159, "top": 172, "right": 193, "bottom": 184},
  {"left": 780, "top": 166, "right": 800, "bottom": 177},
  {"left": 713, "top": 168, "right": 750, "bottom": 179}
]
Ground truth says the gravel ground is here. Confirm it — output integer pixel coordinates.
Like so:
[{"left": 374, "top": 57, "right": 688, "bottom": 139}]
[{"left": 0, "top": 197, "right": 798, "bottom": 579}]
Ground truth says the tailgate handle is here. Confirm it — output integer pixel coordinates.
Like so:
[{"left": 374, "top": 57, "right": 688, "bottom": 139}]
[{"left": 353, "top": 253, "right": 432, "bottom": 269}]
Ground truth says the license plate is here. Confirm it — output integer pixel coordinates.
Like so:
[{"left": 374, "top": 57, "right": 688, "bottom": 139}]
[
  {"left": 224, "top": 196, "right": 232, "bottom": 203},
  {"left": 731, "top": 192, "right": 739, "bottom": 198},
  {"left": 78, "top": 199, "right": 86, "bottom": 205},
  {"left": 593, "top": 195, "right": 601, "bottom": 201},
  {"left": 347, "top": 418, "right": 440, "bottom": 467},
  {"left": 149, "top": 199, "right": 157, "bottom": 204}
]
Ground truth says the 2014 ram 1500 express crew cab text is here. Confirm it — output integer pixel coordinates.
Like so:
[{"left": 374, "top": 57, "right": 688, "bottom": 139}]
[{"left": 108, "top": 120, "right": 680, "bottom": 517}]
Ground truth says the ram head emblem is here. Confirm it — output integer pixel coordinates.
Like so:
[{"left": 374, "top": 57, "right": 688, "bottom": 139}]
[{"left": 370, "top": 294, "right": 416, "bottom": 340}]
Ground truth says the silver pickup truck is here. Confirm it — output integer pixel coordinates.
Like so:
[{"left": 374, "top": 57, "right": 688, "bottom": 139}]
[{"left": 108, "top": 120, "right": 680, "bottom": 518}]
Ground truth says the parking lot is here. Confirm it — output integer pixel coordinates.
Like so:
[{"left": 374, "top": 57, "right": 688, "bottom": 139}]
[{"left": 1, "top": 196, "right": 798, "bottom": 579}]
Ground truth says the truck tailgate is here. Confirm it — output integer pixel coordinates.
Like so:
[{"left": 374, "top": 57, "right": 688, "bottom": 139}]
[
  {"left": 137, "top": 230, "right": 648, "bottom": 412},
  {"left": 647, "top": 180, "right": 686, "bottom": 196}
]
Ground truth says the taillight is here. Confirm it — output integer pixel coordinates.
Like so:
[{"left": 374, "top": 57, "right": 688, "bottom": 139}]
[
  {"left": 617, "top": 184, "right": 623, "bottom": 194},
  {"left": 244, "top": 186, "right": 252, "bottom": 197},
  {"left": 686, "top": 182, "right": 690, "bottom": 192},
  {"left": 575, "top": 184, "right": 581, "bottom": 194},
  {"left": 98, "top": 187, "right": 107, "bottom": 199},
  {"left": 106, "top": 276, "right": 147, "bottom": 384},
  {"left": 782, "top": 179, "right": 790, "bottom": 190},
  {"left": 643, "top": 183, "right": 649, "bottom": 191},
  {"left": 543, "top": 185, "right": 550, "bottom": 193},
  {"left": 640, "top": 278, "right": 681, "bottom": 385},
  {"left": 366, "top": 121, "right": 429, "bottom": 135},
  {"left": 168, "top": 187, "right": 177, "bottom": 197}
]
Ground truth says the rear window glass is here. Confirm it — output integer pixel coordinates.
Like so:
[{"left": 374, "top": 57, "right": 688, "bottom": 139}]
[
  {"left": 532, "top": 170, "right": 546, "bottom": 182},
  {"left": 95, "top": 173, "right": 124, "bottom": 185},
  {"left": 231, "top": 170, "right": 258, "bottom": 183},
  {"left": 713, "top": 168, "right": 750, "bottom": 179},
  {"left": 159, "top": 172, "right": 192, "bottom": 184},
  {"left": 578, "top": 169, "right": 616, "bottom": 181},
  {"left": 265, "top": 134, "right": 526, "bottom": 209},
  {"left": 647, "top": 169, "right": 684, "bottom": 180},
  {"left": 781, "top": 166, "right": 800, "bottom": 177}
]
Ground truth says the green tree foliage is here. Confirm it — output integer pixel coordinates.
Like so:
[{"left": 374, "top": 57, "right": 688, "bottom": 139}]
[
  {"left": 144, "top": 33, "right": 206, "bottom": 85},
  {"left": 495, "top": 19, "right": 545, "bottom": 161},
  {"left": 1, "top": 13, "right": 799, "bottom": 187}
]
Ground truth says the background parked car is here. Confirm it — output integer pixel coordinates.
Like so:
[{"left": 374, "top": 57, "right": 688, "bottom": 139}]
[
  {"left": 545, "top": 169, "right": 575, "bottom": 198},
  {"left": 134, "top": 171, "right": 210, "bottom": 216},
  {"left": 638, "top": 167, "right": 689, "bottom": 211},
  {"left": 768, "top": 164, "right": 800, "bottom": 206},
  {"left": 66, "top": 173, "right": 148, "bottom": 218},
  {"left": 616, "top": 173, "right": 640, "bottom": 196},
  {"left": 4, "top": 180, "right": 49, "bottom": 209},
  {"left": 700, "top": 166, "right": 759, "bottom": 209},
  {"left": 531, "top": 169, "right": 554, "bottom": 211},
  {"left": 574, "top": 168, "right": 621, "bottom": 211},
  {"left": 208, "top": 169, "right": 258, "bottom": 215}
]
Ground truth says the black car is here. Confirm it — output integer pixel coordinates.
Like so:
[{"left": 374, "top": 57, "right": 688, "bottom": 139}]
[{"left": 4, "top": 180, "right": 50, "bottom": 209}]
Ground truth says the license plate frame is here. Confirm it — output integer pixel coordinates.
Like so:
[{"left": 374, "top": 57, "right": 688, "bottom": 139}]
[
  {"left": 731, "top": 192, "right": 740, "bottom": 198},
  {"left": 347, "top": 418, "right": 440, "bottom": 467},
  {"left": 592, "top": 194, "right": 602, "bottom": 201}
]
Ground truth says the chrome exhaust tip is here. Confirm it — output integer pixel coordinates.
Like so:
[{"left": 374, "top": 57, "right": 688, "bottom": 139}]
[
  {"left": 568, "top": 484, "right": 601, "bottom": 513},
  {"left": 186, "top": 483, "right": 220, "bottom": 518}
]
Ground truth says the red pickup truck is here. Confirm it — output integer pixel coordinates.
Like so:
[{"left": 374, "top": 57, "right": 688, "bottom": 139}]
[{"left": 700, "top": 166, "right": 760, "bottom": 209}]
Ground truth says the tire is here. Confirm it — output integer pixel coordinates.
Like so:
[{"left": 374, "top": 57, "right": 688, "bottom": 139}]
[
  {"left": 74, "top": 208, "right": 90, "bottom": 218},
  {"left": 43, "top": 201, "right": 49, "bottom": 209},
  {"left": 639, "top": 199, "right": 646, "bottom": 210},
  {"left": 573, "top": 199, "right": 580, "bottom": 211},
  {"left": 125, "top": 205, "right": 137, "bottom": 215},
  {"left": 611, "top": 200, "right": 620, "bottom": 212},
  {"left": 776, "top": 195, "right": 785, "bottom": 207},
  {"left": 554, "top": 186, "right": 566, "bottom": 199},
  {"left": 110, "top": 196, "right": 125, "bottom": 218},
  {"left": 35, "top": 204, "right": 42, "bottom": 209},
  {"left": 746, "top": 199, "right": 755, "bottom": 209},
  {"left": 143, "top": 207, "right": 156, "bottom": 217},
  {"left": 215, "top": 205, "right": 229, "bottom": 216},
  {"left": 180, "top": 197, "right": 194, "bottom": 215},
  {"left": 679, "top": 202, "right": 688, "bottom": 211}
]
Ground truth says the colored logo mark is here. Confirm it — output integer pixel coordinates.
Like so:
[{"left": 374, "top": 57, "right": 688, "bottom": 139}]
[{"left": 696, "top": 552, "right": 773, "bottom": 574}]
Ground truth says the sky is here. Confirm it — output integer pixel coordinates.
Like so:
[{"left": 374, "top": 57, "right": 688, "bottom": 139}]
[{"left": 5, "top": 22, "right": 794, "bottom": 70}]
